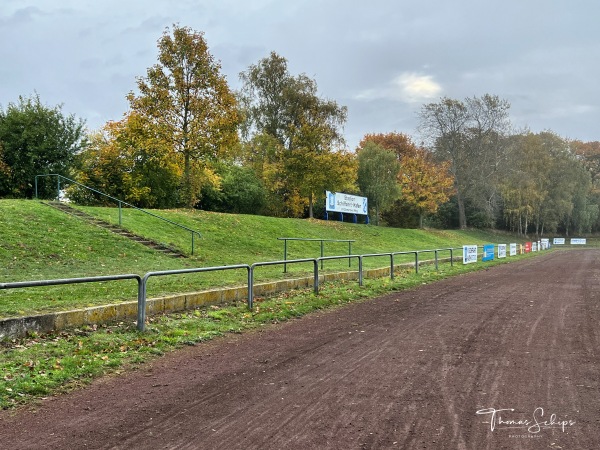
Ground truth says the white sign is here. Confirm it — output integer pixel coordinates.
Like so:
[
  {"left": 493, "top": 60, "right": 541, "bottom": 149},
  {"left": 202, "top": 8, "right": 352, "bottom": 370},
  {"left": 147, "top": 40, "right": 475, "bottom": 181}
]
[
  {"left": 497, "top": 244, "right": 507, "bottom": 258},
  {"left": 326, "top": 191, "right": 368, "bottom": 215},
  {"left": 509, "top": 243, "right": 517, "bottom": 256},
  {"left": 540, "top": 238, "right": 549, "bottom": 250},
  {"left": 532, "top": 242, "right": 538, "bottom": 252},
  {"left": 553, "top": 238, "right": 565, "bottom": 245},
  {"left": 571, "top": 238, "right": 587, "bottom": 245},
  {"left": 463, "top": 245, "right": 478, "bottom": 264}
]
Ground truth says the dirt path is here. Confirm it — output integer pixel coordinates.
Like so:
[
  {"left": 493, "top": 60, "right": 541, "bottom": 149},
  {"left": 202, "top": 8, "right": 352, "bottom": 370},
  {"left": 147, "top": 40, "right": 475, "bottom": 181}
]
[{"left": 1, "top": 250, "right": 599, "bottom": 449}]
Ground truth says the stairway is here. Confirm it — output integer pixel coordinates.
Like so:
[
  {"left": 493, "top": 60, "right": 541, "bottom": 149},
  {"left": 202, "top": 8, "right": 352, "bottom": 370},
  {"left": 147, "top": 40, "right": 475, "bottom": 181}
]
[{"left": 43, "top": 201, "right": 187, "bottom": 258}]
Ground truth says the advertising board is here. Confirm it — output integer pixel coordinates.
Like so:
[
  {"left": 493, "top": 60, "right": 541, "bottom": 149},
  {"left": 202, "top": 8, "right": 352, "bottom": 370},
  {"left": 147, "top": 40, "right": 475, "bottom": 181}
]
[
  {"left": 482, "top": 244, "right": 495, "bottom": 262},
  {"left": 326, "top": 191, "right": 368, "bottom": 215},
  {"left": 463, "top": 245, "right": 478, "bottom": 264},
  {"left": 509, "top": 243, "right": 517, "bottom": 256},
  {"left": 497, "top": 244, "right": 507, "bottom": 258},
  {"left": 570, "top": 238, "right": 587, "bottom": 245}
]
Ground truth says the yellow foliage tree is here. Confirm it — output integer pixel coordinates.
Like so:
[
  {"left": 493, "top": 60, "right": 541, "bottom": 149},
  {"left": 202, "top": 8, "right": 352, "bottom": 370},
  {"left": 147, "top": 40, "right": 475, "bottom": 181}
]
[{"left": 399, "top": 149, "right": 455, "bottom": 228}]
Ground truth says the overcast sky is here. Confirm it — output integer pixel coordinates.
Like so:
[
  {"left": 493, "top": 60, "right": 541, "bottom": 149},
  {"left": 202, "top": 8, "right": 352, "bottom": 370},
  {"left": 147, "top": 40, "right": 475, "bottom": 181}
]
[{"left": 1, "top": 0, "right": 598, "bottom": 150}]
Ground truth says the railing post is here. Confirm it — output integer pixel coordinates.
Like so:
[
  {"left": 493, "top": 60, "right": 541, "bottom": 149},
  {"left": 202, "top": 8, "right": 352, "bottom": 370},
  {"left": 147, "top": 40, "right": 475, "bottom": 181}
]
[
  {"left": 390, "top": 254, "right": 395, "bottom": 280},
  {"left": 34, "top": 176, "right": 38, "bottom": 199},
  {"left": 349, "top": 242, "right": 352, "bottom": 268},
  {"left": 137, "top": 276, "right": 146, "bottom": 332},
  {"left": 450, "top": 248, "right": 454, "bottom": 266},
  {"left": 57, "top": 176, "right": 61, "bottom": 200},
  {"left": 191, "top": 232, "right": 195, "bottom": 256},
  {"left": 283, "top": 239, "right": 288, "bottom": 273},
  {"left": 358, "top": 256, "right": 363, "bottom": 286},
  {"left": 313, "top": 259, "right": 319, "bottom": 294},
  {"left": 415, "top": 251, "right": 419, "bottom": 274},
  {"left": 248, "top": 265, "right": 254, "bottom": 309},
  {"left": 435, "top": 250, "right": 439, "bottom": 271},
  {"left": 118, "top": 201, "right": 122, "bottom": 226},
  {"left": 320, "top": 240, "right": 324, "bottom": 270}
]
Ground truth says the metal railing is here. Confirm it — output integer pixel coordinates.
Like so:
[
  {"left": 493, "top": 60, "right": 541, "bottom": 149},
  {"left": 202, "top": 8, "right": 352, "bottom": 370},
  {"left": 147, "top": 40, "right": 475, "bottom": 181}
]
[
  {"left": 278, "top": 237, "right": 355, "bottom": 272},
  {"left": 139, "top": 265, "right": 251, "bottom": 327},
  {"left": 1, "top": 244, "right": 531, "bottom": 333},
  {"left": 34, "top": 174, "right": 202, "bottom": 255}
]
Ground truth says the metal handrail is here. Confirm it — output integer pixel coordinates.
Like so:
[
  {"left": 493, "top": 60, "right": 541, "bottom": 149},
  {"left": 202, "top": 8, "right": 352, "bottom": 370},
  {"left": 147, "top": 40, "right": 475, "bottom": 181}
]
[
  {"left": 1, "top": 243, "right": 539, "bottom": 335},
  {"left": 278, "top": 237, "right": 355, "bottom": 272},
  {"left": 139, "top": 265, "right": 251, "bottom": 331},
  {"left": 35, "top": 174, "right": 202, "bottom": 255},
  {"left": 249, "top": 259, "right": 319, "bottom": 309}
]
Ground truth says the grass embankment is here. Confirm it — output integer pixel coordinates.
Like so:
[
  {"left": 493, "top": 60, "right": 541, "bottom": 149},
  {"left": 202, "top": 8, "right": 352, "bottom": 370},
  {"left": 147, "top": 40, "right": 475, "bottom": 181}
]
[
  {"left": 2, "top": 199, "right": 525, "bottom": 318},
  {"left": 0, "top": 253, "right": 537, "bottom": 409}
]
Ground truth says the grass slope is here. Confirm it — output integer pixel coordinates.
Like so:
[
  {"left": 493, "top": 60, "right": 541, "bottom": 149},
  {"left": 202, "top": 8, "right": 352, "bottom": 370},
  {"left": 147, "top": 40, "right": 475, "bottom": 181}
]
[{"left": 1, "top": 199, "right": 520, "bottom": 318}]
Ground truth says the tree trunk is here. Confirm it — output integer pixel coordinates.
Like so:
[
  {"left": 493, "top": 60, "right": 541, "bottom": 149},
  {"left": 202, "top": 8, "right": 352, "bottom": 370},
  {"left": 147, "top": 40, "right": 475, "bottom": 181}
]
[
  {"left": 457, "top": 190, "right": 467, "bottom": 229},
  {"left": 184, "top": 152, "right": 193, "bottom": 208}
]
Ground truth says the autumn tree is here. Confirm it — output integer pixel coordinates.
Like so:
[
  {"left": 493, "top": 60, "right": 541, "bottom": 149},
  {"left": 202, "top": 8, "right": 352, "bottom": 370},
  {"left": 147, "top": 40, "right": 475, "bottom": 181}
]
[
  {"left": 571, "top": 140, "right": 600, "bottom": 231},
  {"left": 357, "top": 141, "right": 400, "bottom": 225},
  {"left": 399, "top": 149, "right": 455, "bottom": 228},
  {"left": 239, "top": 52, "right": 351, "bottom": 217},
  {"left": 357, "top": 132, "right": 454, "bottom": 228},
  {"left": 127, "top": 24, "right": 241, "bottom": 207},
  {"left": 0, "top": 93, "right": 86, "bottom": 198},
  {"left": 499, "top": 131, "right": 596, "bottom": 236},
  {"left": 357, "top": 132, "right": 418, "bottom": 160},
  {"left": 71, "top": 113, "right": 182, "bottom": 208}
]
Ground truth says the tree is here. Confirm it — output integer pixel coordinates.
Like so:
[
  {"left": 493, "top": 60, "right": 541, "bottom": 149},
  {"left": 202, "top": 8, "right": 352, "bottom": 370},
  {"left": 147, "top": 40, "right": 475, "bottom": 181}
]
[
  {"left": 239, "top": 52, "right": 350, "bottom": 217},
  {"left": 127, "top": 24, "right": 241, "bottom": 207},
  {"left": 357, "top": 132, "right": 418, "bottom": 160},
  {"left": 71, "top": 113, "right": 182, "bottom": 208},
  {"left": 499, "top": 131, "right": 596, "bottom": 237},
  {"left": 200, "top": 163, "right": 267, "bottom": 214},
  {"left": 357, "top": 141, "right": 400, "bottom": 224},
  {"left": 399, "top": 149, "right": 455, "bottom": 228},
  {"left": 0, "top": 93, "right": 86, "bottom": 198},
  {"left": 419, "top": 95, "right": 510, "bottom": 228}
]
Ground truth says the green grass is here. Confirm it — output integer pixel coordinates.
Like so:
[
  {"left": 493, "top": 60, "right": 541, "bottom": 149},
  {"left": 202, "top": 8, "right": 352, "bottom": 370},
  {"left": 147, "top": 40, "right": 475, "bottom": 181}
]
[
  {"left": 0, "top": 254, "right": 536, "bottom": 410},
  {"left": 1, "top": 199, "right": 527, "bottom": 318}
]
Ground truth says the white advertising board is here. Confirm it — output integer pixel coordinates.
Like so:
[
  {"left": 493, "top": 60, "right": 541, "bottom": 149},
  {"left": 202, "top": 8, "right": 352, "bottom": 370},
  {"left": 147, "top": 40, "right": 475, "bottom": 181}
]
[
  {"left": 553, "top": 238, "right": 565, "bottom": 245},
  {"left": 570, "top": 238, "right": 587, "bottom": 245},
  {"left": 509, "top": 243, "right": 517, "bottom": 256},
  {"left": 497, "top": 244, "right": 507, "bottom": 258},
  {"left": 532, "top": 242, "right": 538, "bottom": 252},
  {"left": 326, "top": 191, "right": 368, "bottom": 215},
  {"left": 463, "top": 245, "right": 478, "bottom": 264}
]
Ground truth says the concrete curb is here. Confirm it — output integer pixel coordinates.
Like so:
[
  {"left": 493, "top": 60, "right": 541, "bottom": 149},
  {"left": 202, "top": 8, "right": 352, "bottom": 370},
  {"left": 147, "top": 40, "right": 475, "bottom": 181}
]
[{"left": 0, "top": 258, "right": 452, "bottom": 340}]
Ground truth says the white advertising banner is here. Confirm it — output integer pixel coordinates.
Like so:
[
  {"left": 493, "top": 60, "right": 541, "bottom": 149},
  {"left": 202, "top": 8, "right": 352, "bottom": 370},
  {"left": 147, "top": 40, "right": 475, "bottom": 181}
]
[
  {"left": 326, "top": 191, "right": 368, "bottom": 215},
  {"left": 553, "top": 238, "right": 565, "bottom": 245},
  {"left": 570, "top": 238, "right": 587, "bottom": 245},
  {"left": 463, "top": 245, "right": 478, "bottom": 264},
  {"left": 540, "top": 238, "right": 549, "bottom": 250},
  {"left": 509, "top": 243, "right": 517, "bottom": 256},
  {"left": 498, "top": 244, "right": 507, "bottom": 258},
  {"left": 532, "top": 242, "right": 538, "bottom": 252}
]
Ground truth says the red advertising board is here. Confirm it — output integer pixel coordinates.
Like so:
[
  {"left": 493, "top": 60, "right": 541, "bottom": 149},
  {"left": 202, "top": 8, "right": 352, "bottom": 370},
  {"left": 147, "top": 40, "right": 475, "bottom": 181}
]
[{"left": 524, "top": 242, "right": 532, "bottom": 253}]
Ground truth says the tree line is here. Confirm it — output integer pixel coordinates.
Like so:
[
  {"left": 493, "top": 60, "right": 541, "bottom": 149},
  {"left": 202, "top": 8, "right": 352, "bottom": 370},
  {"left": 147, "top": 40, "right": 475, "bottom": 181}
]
[{"left": 1, "top": 24, "right": 598, "bottom": 236}]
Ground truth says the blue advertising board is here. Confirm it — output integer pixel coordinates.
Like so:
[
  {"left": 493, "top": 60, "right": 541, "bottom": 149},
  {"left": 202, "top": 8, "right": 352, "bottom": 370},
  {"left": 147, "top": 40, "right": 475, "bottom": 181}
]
[{"left": 482, "top": 244, "right": 495, "bottom": 262}]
